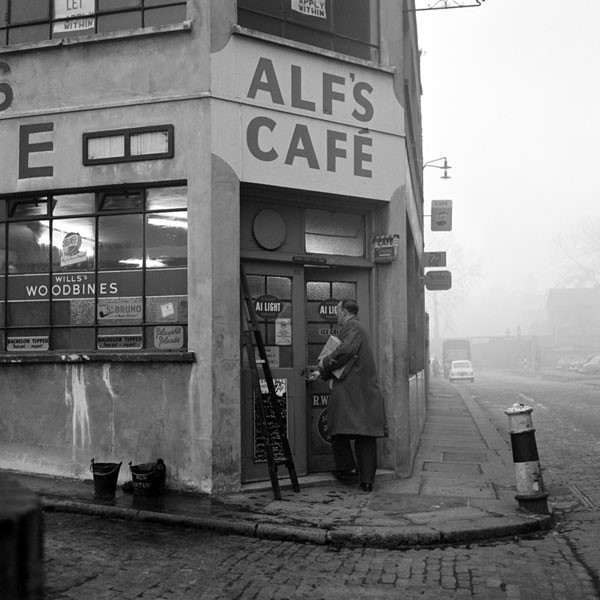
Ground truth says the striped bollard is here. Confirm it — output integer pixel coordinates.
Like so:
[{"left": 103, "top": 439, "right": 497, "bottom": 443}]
[{"left": 505, "top": 403, "right": 550, "bottom": 515}]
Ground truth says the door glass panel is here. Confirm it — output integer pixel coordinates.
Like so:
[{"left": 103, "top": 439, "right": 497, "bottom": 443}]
[
  {"left": 243, "top": 273, "right": 293, "bottom": 369},
  {"left": 306, "top": 281, "right": 330, "bottom": 301},
  {"left": 306, "top": 278, "right": 356, "bottom": 366}
]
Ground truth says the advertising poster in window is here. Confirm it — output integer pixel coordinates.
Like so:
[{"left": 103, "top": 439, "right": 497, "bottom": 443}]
[
  {"left": 53, "top": 0, "right": 95, "bottom": 34},
  {"left": 291, "top": 0, "right": 327, "bottom": 19},
  {"left": 152, "top": 325, "right": 184, "bottom": 350},
  {"left": 7, "top": 336, "right": 49, "bottom": 352},
  {"left": 97, "top": 297, "right": 143, "bottom": 323},
  {"left": 254, "top": 378, "right": 288, "bottom": 463},
  {"left": 97, "top": 332, "right": 143, "bottom": 350}
]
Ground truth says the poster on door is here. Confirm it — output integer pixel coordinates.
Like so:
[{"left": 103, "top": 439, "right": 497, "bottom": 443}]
[{"left": 253, "top": 378, "right": 288, "bottom": 463}]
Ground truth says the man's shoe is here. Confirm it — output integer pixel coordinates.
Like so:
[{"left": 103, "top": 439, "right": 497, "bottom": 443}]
[{"left": 359, "top": 483, "right": 373, "bottom": 493}]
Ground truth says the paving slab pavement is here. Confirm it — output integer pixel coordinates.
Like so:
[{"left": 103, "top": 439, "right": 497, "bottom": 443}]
[{"left": 1, "top": 379, "right": 553, "bottom": 549}]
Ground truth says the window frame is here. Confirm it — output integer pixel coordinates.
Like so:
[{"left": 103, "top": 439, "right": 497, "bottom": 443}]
[
  {"left": 0, "top": 0, "right": 187, "bottom": 46},
  {"left": 83, "top": 124, "right": 175, "bottom": 166},
  {"left": 237, "top": 0, "right": 380, "bottom": 63},
  {"left": 0, "top": 182, "right": 189, "bottom": 357}
]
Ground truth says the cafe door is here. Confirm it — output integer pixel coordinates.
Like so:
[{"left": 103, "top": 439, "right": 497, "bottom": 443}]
[
  {"left": 241, "top": 261, "right": 307, "bottom": 482},
  {"left": 241, "top": 261, "right": 370, "bottom": 482}
]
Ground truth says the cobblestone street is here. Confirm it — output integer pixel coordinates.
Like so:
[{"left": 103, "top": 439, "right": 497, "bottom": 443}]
[
  {"left": 43, "top": 371, "right": 600, "bottom": 599},
  {"left": 44, "top": 510, "right": 598, "bottom": 599}
]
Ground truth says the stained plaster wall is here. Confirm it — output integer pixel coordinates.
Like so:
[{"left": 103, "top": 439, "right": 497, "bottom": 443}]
[{"left": 0, "top": 2, "right": 238, "bottom": 493}]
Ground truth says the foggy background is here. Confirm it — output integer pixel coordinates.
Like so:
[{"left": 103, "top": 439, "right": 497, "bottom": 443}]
[{"left": 417, "top": 0, "right": 600, "bottom": 340}]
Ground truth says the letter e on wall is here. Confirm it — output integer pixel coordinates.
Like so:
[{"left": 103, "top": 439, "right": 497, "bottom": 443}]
[{"left": 19, "top": 122, "right": 55, "bottom": 179}]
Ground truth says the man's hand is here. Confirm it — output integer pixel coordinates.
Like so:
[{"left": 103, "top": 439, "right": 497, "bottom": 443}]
[{"left": 306, "top": 370, "right": 321, "bottom": 382}]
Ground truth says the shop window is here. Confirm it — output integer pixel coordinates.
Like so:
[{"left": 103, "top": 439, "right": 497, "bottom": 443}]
[
  {"left": 0, "top": 185, "right": 187, "bottom": 353},
  {"left": 304, "top": 209, "right": 364, "bottom": 256},
  {"left": 0, "top": 0, "right": 186, "bottom": 45},
  {"left": 238, "top": 0, "right": 379, "bottom": 62}
]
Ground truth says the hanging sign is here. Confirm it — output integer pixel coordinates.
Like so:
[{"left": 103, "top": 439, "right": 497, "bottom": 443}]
[
  {"left": 254, "top": 295, "right": 283, "bottom": 319},
  {"left": 373, "top": 234, "right": 400, "bottom": 263},
  {"left": 424, "top": 251, "right": 447, "bottom": 268},
  {"left": 431, "top": 200, "right": 453, "bottom": 231},
  {"left": 318, "top": 298, "right": 338, "bottom": 322},
  {"left": 425, "top": 270, "right": 452, "bottom": 291}
]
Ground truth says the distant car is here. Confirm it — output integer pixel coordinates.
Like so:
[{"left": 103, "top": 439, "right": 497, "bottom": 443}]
[
  {"left": 580, "top": 355, "right": 600, "bottom": 374},
  {"left": 449, "top": 360, "right": 474, "bottom": 383}
]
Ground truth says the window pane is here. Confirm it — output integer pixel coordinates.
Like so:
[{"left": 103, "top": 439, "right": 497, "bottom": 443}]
[
  {"left": 10, "top": 0, "right": 50, "bottom": 23},
  {"left": 0, "top": 0, "right": 7, "bottom": 27},
  {"left": 8, "top": 301, "right": 50, "bottom": 326},
  {"left": 53, "top": 193, "right": 95, "bottom": 216},
  {"left": 146, "top": 269, "right": 186, "bottom": 295},
  {"left": 97, "top": 11, "right": 141, "bottom": 33},
  {"left": 130, "top": 130, "right": 168, "bottom": 156},
  {"left": 10, "top": 198, "right": 49, "bottom": 218},
  {"left": 237, "top": 10, "right": 282, "bottom": 36},
  {"left": 305, "top": 210, "right": 364, "bottom": 256},
  {"left": 98, "top": 214, "right": 143, "bottom": 269},
  {"left": 98, "top": 0, "right": 140, "bottom": 9},
  {"left": 333, "top": 38, "right": 377, "bottom": 62},
  {"left": 52, "top": 299, "right": 95, "bottom": 326},
  {"left": 87, "top": 136, "right": 125, "bottom": 160},
  {"left": 8, "top": 24, "right": 49, "bottom": 44},
  {"left": 238, "top": 0, "right": 282, "bottom": 18},
  {"left": 146, "top": 211, "right": 187, "bottom": 268},
  {"left": 145, "top": 0, "right": 185, "bottom": 5},
  {"left": 52, "top": 327, "right": 95, "bottom": 350},
  {"left": 99, "top": 190, "right": 142, "bottom": 212},
  {"left": 144, "top": 5, "right": 186, "bottom": 27},
  {"left": 8, "top": 221, "right": 50, "bottom": 273},
  {"left": 332, "top": 0, "right": 373, "bottom": 42},
  {"left": 146, "top": 187, "right": 187, "bottom": 211},
  {"left": 0, "top": 201, "right": 6, "bottom": 222},
  {"left": 286, "top": 23, "right": 331, "bottom": 51},
  {"left": 0, "top": 225, "right": 5, "bottom": 273},
  {"left": 52, "top": 217, "right": 95, "bottom": 271},
  {"left": 306, "top": 281, "right": 330, "bottom": 301}
]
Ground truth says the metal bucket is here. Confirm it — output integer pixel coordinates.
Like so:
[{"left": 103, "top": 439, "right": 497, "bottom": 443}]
[
  {"left": 129, "top": 459, "right": 166, "bottom": 496},
  {"left": 90, "top": 459, "right": 122, "bottom": 499}
]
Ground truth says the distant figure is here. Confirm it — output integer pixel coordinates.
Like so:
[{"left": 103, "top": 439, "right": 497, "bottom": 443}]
[{"left": 431, "top": 357, "right": 441, "bottom": 377}]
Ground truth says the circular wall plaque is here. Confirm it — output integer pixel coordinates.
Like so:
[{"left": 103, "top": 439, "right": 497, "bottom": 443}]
[{"left": 253, "top": 209, "right": 286, "bottom": 250}]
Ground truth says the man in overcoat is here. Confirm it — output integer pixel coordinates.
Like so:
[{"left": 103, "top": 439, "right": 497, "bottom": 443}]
[{"left": 308, "top": 299, "right": 386, "bottom": 492}]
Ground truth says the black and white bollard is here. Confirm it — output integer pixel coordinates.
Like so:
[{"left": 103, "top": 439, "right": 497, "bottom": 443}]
[{"left": 505, "top": 402, "right": 550, "bottom": 515}]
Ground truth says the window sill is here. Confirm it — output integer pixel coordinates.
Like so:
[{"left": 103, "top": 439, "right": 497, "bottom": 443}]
[
  {"left": 0, "top": 20, "right": 193, "bottom": 56},
  {"left": 0, "top": 351, "right": 195, "bottom": 364},
  {"left": 232, "top": 25, "right": 395, "bottom": 74}
]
